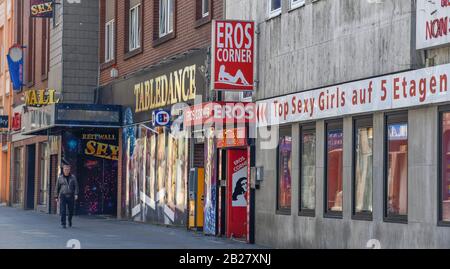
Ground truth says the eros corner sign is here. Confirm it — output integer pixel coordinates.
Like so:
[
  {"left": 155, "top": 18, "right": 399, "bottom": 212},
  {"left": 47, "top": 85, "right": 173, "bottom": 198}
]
[
  {"left": 31, "top": 0, "right": 53, "bottom": 18},
  {"left": 212, "top": 20, "right": 255, "bottom": 92}
]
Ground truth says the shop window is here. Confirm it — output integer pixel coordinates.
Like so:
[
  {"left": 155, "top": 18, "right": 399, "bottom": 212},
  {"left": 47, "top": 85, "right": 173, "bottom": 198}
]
[
  {"left": 159, "top": 0, "right": 174, "bottom": 37},
  {"left": 39, "top": 143, "right": 50, "bottom": 206},
  {"left": 440, "top": 111, "right": 450, "bottom": 224},
  {"left": 353, "top": 117, "right": 373, "bottom": 220},
  {"left": 385, "top": 113, "right": 408, "bottom": 223},
  {"left": 325, "top": 120, "right": 343, "bottom": 217},
  {"left": 277, "top": 126, "right": 292, "bottom": 214},
  {"left": 299, "top": 124, "right": 316, "bottom": 216},
  {"left": 268, "top": 0, "right": 281, "bottom": 18}
]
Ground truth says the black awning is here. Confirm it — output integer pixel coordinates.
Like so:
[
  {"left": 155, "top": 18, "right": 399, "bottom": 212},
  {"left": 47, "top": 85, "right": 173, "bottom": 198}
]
[{"left": 22, "top": 103, "right": 123, "bottom": 136}]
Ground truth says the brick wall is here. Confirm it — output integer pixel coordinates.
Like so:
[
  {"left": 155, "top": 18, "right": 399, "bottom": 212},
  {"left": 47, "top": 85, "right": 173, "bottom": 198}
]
[{"left": 99, "top": 0, "right": 224, "bottom": 86}]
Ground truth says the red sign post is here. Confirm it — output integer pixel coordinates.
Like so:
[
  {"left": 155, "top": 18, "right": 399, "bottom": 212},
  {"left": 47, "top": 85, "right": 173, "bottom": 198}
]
[{"left": 212, "top": 20, "right": 255, "bottom": 91}]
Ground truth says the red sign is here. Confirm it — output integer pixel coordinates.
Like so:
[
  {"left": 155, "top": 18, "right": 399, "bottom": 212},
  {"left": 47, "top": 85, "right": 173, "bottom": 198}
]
[
  {"left": 184, "top": 102, "right": 256, "bottom": 127},
  {"left": 12, "top": 113, "right": 21, "bottom": 131},
  {"left": 212, "top": 20, "right": 255, "bottom": 91},
  {"left": 217, "top": 127, "right": 247, "bottom": 148},
  {"left": 226, "top": 149, "right": 248, "bottom": 239}
]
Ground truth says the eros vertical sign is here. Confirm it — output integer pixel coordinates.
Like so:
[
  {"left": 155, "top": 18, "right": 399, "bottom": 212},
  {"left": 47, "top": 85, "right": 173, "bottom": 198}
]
[
  {"left": 212, "top": 20, "right": 255, "bottom": 91},
  {"left": 417, "top": 0, "right": 450, "bottom": 49}
]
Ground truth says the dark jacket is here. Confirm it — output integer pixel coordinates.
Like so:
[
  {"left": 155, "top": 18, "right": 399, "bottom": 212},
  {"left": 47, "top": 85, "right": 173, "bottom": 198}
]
[{"left": 55, "top": 174, "right": 79, "bottom": 198}]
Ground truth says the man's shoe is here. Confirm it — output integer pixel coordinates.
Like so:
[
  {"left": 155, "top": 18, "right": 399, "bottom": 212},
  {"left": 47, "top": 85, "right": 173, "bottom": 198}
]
[
  {"left": 68, "top": 222, "right": 72, "bottom": 228},
  {"left": 62, "top": 225, "right": 66, "bottom": 229}
]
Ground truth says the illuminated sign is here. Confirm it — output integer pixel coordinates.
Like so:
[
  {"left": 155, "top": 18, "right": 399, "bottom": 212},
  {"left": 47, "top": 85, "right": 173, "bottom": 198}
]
[
  {"left": 25, "top": 89, "right": 59, "bottom": 107},
  {"left": 82, "top": 133, "right": 119, "bottom": 161},
  {"left": 31, "top": 0, "right": 53, "bottom": 18},
  {"left": 152, "top": 109, "right": 171, "bottom": 127}
]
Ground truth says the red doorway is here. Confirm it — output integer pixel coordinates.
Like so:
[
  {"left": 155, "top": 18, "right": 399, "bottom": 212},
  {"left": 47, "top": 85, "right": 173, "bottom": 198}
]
[{"left": 226, "top": 149, "right": 248, "bottom": 239}]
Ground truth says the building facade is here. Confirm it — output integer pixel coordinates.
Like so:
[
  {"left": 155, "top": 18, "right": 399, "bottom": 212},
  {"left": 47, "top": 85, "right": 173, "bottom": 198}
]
[
  {"left": 226, "top": 0, "right": 450, "bottom": 248},
  {"left": 10, "top": 0, "right": 105, "bottom": 216},
  {"left": 97, "top": 0, "right": 225, "bottom": 230},
  {"left": 0, "top": 0, "right": 13, "bottom": 206}
]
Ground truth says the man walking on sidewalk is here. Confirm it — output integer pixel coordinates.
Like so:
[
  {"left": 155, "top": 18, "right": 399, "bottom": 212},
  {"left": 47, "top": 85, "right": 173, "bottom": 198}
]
[{"left": 55, "top": 164, "right": 79, "bottom": 229}]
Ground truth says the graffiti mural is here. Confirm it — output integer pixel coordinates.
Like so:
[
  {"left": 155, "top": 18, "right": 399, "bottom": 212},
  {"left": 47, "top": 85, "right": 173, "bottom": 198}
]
[
  {"left": 121, "top": 119, "right": 189, "bottom": 226},
  {"left": 204, "top": 128, "right": 217, "bottom": 235}
]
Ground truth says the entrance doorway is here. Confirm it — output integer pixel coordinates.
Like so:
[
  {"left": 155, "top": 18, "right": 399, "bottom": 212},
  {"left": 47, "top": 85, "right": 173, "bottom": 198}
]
[
  {"left": 225, "top": 149, "right": 248, "bottom": 239},
  {"left": 26, "top": 145, "right": 36, "bottom": 210}
]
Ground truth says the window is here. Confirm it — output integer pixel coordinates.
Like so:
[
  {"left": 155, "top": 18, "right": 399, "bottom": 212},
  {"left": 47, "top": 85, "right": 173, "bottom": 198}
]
[
  {"left": 39, "top": 143, "right": 50, "bottom": 205},
  {"left": 129, "top": 4, "right": 141, "bottom": 51},
  {"left": 290, "top": 0, "right": 305, "bottom": 9},
  {"left": 0, "top": 27, "right": 3, "bottom": 75},
  {"left": 440, "top": 111, "right": 450, "bottom": 223},
  {"left": 268, "top": 0, "right": 282, "bottom": 18},
  {"left": 277, "top": 126, "right": 292, "bottom": 213},
  {"left": 26, "top": 17, "right": 35, "bottom": 86},
  {"left": 105, "top": 20, "right": 115, "bottom": 62},
  {"left": 299, "top": 125, "right": 316, "bottom": 216},
  {"left": 104, "top": 0, "right": 116, "bottom": 62},
  {"left": 53, "top": 2, "right": 61, "bottom": 27},
  {"left": 41, "top": 20, "right": 49, "bottom": 79},
  {"left": 353, "top": 117, "right": 373, "bottom": 219},
  {"left": 385, "top": 113, "right": 408, "bottom": 222},
  {"left": 202, "top": 0, "right": 209, "bottom": 17},
  {"left": 325, "top": 120, "right": 343, "bottom": 217},
  {"left": 159, "top": 0, "right": 174, "bottom": 37}
]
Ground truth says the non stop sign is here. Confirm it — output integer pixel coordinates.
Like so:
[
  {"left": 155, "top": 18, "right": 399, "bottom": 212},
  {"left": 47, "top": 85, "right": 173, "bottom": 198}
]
[{"left": 212, "top": 20, "right": 255, "bottom": 91}]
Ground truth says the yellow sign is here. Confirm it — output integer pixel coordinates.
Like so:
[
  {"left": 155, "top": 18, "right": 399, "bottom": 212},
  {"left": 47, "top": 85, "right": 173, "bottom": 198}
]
[
  {"left": 84, "top": 141, "right": 119, "bottom": 161},
  {"left": 25, "top": 89, "right": 59, "bottom": 107},
  {"left": 133, "top": 64, "right": 197, "bottom": 113}
]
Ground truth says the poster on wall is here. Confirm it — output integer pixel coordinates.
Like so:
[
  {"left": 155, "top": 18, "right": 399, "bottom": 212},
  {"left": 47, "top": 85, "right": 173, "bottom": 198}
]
[
  {"left": 204, "top": 128, "right": 217, "bottom": 235},
  {"left": 231, "top": 154, "right": 248, "bottom": 207},
  {"left": 212, "top": 20, "right": 255, "bottom": 91},
  {"left": 226, "top": 149, "right": 248, "bottom": 238}
]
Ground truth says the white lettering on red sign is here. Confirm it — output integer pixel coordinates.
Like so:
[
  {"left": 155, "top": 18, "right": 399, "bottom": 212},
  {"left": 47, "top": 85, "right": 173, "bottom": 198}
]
[{"left": 212, "top": 20, "right": 255, "bottom": 91}]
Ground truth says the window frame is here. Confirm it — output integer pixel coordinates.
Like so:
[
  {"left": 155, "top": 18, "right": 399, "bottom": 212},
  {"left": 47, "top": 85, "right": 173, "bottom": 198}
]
[
  {"left": 299, "top": 123, "right": 316, "bottom": 217},
  {"left": 195, "top": 0, "right": 212, "bottom": 28},
  {"left": 276, "top": 125, "right": 293, "bottom": 215},
  {"left": 202, "top": 0, "right": 209, "bottom": 18},
  {"left": 105, "top": 19, "right": 115, "bottom": 63},
  {"left": 351, "top": 116, "right": 374, "bottom": 221},
  {"left": 129, "top": 3, "right": 141, "bottom": 52},
  {"left": 159, "top": 0, "right": 174, "bottom": 38},
  {"left": 324, "top": 119, "right": 344, "bottom": 219},
  {"left": 41, "top": 19, "right": 49, "bottom": 81},
  {"left": 290, "top": 0, "right": 305, "bottom": 10},
  {"left": 438, "top": 106, "right": 450, "bottom": 226},
  {"left": 268, "top": 0, "right": 282, "bottom": 19},
  {"left": 384, "top": 112, "right": 408, "bottom": 224}
]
